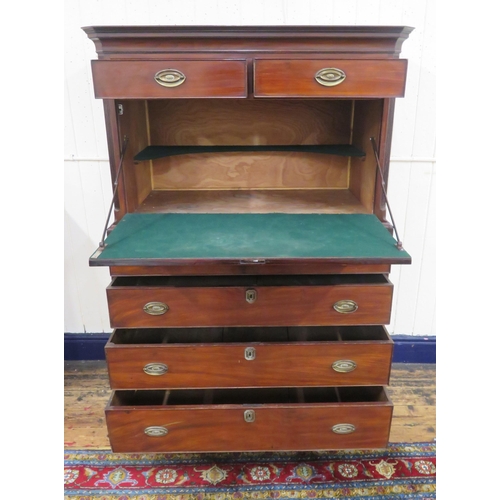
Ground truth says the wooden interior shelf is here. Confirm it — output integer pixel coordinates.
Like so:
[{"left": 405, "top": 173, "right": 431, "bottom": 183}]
[
  {"left": 134, "top": 144, "right": 366, "bottom": 161},
  {"left": 136, "top": 189, "right": 370, "bottom": 214}
]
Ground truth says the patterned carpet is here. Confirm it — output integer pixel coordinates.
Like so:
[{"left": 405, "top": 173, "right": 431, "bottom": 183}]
[{"left": 64, "top": 442, "right": 436, "bottom": 499}]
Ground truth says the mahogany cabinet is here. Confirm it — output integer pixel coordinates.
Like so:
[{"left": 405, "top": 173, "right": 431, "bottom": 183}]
[{"left": 83, "top": 25, "right": 413, "bottom": 453}]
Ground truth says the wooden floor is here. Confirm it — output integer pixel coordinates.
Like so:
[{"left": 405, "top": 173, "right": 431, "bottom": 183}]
[{"left": 64, "top": 361, "right": 436, "bottom": 449}]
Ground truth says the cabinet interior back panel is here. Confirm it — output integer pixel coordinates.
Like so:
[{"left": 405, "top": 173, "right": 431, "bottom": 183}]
[{"left": 148, "top": 99, "right": 353, "bottom": 190}]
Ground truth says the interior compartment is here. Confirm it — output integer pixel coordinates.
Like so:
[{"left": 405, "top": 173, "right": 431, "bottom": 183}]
[
  {"left": 117, "top": 98, "right": 383, "bottom": 214},
  {"left": 110, "top": 274, "right": 390, "bottom": 288},
  {"left": 109, "top": 386, "right": 388, "bottom": 407},
  {"left": 108, "top": 325, "right": 391, "bottom": 345}
]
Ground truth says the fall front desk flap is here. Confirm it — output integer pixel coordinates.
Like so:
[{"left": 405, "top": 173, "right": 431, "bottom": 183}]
[{"left": 89, "top": 213, "right": 411, "bottom": 266}]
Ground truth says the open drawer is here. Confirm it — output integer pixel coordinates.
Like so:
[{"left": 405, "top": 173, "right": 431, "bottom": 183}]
[
  {"left": 106, "top": 326, "right": 393, "bottom": 389},
  {"left": 105, "top": 386, "right": 393, "bottom": 452},
  {"left": 106, "top": 274, "right": 393, "bottom": 327}
]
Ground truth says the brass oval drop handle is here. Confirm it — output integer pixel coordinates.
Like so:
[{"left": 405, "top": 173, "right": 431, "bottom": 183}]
[
  {"left": 144, "top": 426, "right": 168, "bottom": 437},
  {"left": 143, "top": 363, "right": 168, "bottom": 376},
  {"left": 315, "top": 67, "right": 346, "bottom": 87},
  {"left": 143, "top": 302, "right": 169, "bottom": 315},
  {"left": 154, "top": 69, "right": 186, "bottom": 87},
  {"left": 332, "top": 423, "right": 356, "bottom": 434},
  {"left": 333, "top": 300, "right": 358, "bottom": 314},
  {"left": 332, "top": 360, "right": 357, "bottom": 373}
]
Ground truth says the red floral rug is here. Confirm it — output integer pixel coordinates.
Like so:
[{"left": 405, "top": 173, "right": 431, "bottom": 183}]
[{"left": 64, "top": 442, "right": 436, "bottom": 499}]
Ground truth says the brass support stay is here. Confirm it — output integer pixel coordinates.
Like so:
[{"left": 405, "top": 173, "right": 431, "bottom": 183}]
[
  {"left": 98, "top": 135, "right": 129, "bottom": 249},
  {"left": 370, "top": 137, "right": 404, "bottom": 250}
]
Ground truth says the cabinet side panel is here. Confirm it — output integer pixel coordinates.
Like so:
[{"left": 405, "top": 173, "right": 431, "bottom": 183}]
[
  {"left": 349, "top": 100, "right": 383, "bottom": 213},
  {"left": 375, "top": 99, "right": 396, "bottom": 221},
  {"left": 117, "top": 100, "right": 152, "bottom": 211},
  {"left": 103, "top": 100, "right": 127, "bottom": 220}
]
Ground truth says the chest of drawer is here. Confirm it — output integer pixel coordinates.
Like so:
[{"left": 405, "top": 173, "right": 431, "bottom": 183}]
[
  {"left": 91, "top": 59, "right": 247, "bottom": 98},
  {"left": 106, "top": 275, "right": 393, "bottom": 327},
  {"left": 254, "top": 59, "right": 407, "bottom": 98},
  {"left": 105, "top": 386, "right": 392, "bottom": 452},
  {"left": 106, "top": 326, "right": 393, "bottom": 389}
]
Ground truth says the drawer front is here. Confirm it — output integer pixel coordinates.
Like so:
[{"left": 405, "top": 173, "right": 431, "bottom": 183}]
[
  {"left": 106, "top": 282, "right": 393, "bottom": 327},
  {"left": 91, "top": 60, "right": 247, "bottom": 98},
  {"left": 106, "top": 327, "right": 393, "bottom": 389},
  {"left": 106, "top": 392, "right": 392, "bottom": 453},
  {"left": 254, "top": 59, "right": 407, "bottom": 98}
]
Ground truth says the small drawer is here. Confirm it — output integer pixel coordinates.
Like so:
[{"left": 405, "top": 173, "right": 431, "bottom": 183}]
[
  {"left": 106, "top": 326, "right": 393, "bottom": 389},
  {"left": 105, "top": 386, "right": 393, "bottom": 452},
  {"left": 106, "top": 274, "right": 394, "bottom": 328},
  {"left": 91, "top": 60, "right": 247, "bottom": 98},
  {"left": 254, "top": 59, "right": 407, "bottom": 98}
]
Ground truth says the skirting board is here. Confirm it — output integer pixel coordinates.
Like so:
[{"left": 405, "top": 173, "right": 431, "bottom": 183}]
[{"left": 64, "top": 333, "right": 436, "bottom": 363}]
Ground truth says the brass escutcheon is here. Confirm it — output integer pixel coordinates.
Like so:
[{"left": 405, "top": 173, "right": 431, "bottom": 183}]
[
  {"left": 143, "top": 302, "right": 169, "bottom": 315},
  {"left": 143, "top": 363, "right": 168, "bottom": 376},
  {"left": 144, "top": 426, "right": 168, "bottom": 437},
  {"left": 244, "top": 347, "right": 256, "bottom": 360},
  {"left": 154, "top": 69, "right": 186, "bottom": 87},
  {"left": 315, "top": 68, "right": 346, "bottom": 87},
  {"left": 332, "top": 423, "right": 356, "bottom": 434},
  {"left": 246, "top": 289, "right": 257, "bottom": 304},
  {"left": 333, "top": 300, "right": 358, "bottom": 314},
  {"left": 244, "top": 409, "right": 255, "bottom": 422},
  {"left": 332, "top": 360, "right": 357, "bottom": 373}
]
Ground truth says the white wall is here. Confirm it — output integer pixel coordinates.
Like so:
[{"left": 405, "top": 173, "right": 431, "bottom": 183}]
[{"left": 64, "top": 0, "right": 436, "bottom": 336}]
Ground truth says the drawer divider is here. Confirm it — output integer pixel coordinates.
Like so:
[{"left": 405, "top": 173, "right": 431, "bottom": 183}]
[
  {"left": 162, "top": 391, "right": 170, "bottom": 406},
  {"left": 334, "top": 387, "right": 342, "bottom": 403}
]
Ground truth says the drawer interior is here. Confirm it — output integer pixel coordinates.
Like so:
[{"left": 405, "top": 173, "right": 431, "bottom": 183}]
[
  {"left": 109, "top": 386, "right": 389, "bottom": 407},
  {"left": 110, "top": 274, "right": 390, "bottom": 288},
  {"left": 108, "top": 325, "right": 391, "bottom": 345}
]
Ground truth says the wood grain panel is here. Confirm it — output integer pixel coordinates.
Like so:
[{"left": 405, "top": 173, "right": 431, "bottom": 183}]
[
  {"left": 148, "top": 99, "right": 352, "bottom": 190},
  {"left": 117, "top": 100, "right": 151, "bottom": 211},
  {"left": 350, "top": 99, "right": 384, "bottom": 212},
  {"left": 106, "top": 277, "right": 393, "bottom": 327},
  {"left": 254, "top": 59, "right": 408, "bottom": 98},
  {"left": 148, "top": 100, "right": 352, "bottom": 145},
  {"left": 91, "top": 60, "right": 247, "bottom": 98},
  {"left": 152, "top": 154, "right": 349, "bottom": 190}
]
